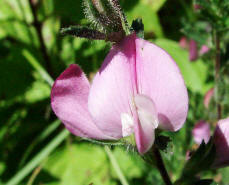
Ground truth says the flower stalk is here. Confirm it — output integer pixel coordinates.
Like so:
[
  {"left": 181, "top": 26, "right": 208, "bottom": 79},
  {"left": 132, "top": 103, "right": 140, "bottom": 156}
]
[
  {"left": 215, "top": 32, "right": 222, "bottom": 119},
  {"left": 153, "top": 147, "right": 173, "bottom": 185},
  {"left": 28, "top": 0, "right": 54, "bottom": 77}
]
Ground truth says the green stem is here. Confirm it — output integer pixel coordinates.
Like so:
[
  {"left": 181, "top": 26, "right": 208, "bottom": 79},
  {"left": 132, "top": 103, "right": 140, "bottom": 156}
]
[
  {"left": 19, "top": 120, "right": 61, "bottom": 168},
  {"left": 26, "top": 164, "right": 42, "bottom": 185},
  {"left": 22, "top": 49, "right": 54, "bottom": 86},
  {"left": 5, "top": 130, "right": 69, "bottom": 185},
  {"left": 28, "top": 0, "right": 54, "bottom": 77},
  {"left": 104, "top": 146, "right": 129, "bottom": 185}
]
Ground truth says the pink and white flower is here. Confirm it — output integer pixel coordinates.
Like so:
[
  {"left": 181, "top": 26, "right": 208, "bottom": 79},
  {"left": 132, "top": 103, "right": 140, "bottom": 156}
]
[
  {"left": 51, "top": 34, "right": 189, "bottom": 154},
  {"left": 192, "top": 120, "right": 211, "bottom": 144}
]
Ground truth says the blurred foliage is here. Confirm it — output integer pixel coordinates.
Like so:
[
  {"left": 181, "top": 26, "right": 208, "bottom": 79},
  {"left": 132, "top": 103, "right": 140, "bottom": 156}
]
[{"left": 0, "top": 0, "right": 228, "bottom": 185}]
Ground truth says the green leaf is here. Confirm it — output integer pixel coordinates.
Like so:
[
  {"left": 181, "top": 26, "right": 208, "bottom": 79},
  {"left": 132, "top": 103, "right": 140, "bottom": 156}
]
[
  {"left": 42, "top": 17, "right": 60, "bottom": 52},
  {"left": 154, "top": 38, "right": 212, "bottom": 94},
  {"left": 0, "top": 45, "right": 34, "bottom": 100},
  {"left": 40, "top": 144, "right": 143, "bottom": 185},
  {"left": 53, "top": 0, "right": 84, "bottom": 23},
  {"left": 112, "top": 148, "right": 143, "bottom": 180},
  {"left": 5, "top": 130, "right": 69, "bottom": 185},
  {"left": 0, "top": 0, "right": 37, "bottom": 45},
  {"left": 42, "top": 143, "right": 116, "bottom": 185},
  {"left": 142, "top": 0, "right": 167, "bottom": 12},
  {"left": 182, "top": 138, "right": 216, "bottom": 178},
  {"left": 24, "top": 81, "right": 50, "bottom": 103}
]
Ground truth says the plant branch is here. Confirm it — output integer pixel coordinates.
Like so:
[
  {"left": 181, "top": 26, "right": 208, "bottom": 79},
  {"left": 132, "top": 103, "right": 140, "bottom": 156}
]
[
  {"left": 28, "top": 0, "right": 54, "bottom": 77},
  {"left": 215, "top": 32, "right": 221, "bottom": 119},
  {"left": 153, "top": 147, "right": 173, "bottom": 185}
]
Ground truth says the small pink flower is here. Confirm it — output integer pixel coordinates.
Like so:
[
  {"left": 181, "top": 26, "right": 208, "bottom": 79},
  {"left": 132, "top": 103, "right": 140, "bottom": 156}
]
[
  {"left": 213, "top": 117, "right": 229, "bottom": 168},
  {"left": 204, "top": 88, "right": 214, "bottom": 109},
  {"left": 179, "top": 37, "right": 210, "bottom": 61},
  {"left": 192, "top": 120, "right": 211, "bottom": 144},
  {"left": 199, "top": 45, "right": 210, "bottom": 55},
  {"left": 51, "top": 34, "right": 189, "bottom": 154}
]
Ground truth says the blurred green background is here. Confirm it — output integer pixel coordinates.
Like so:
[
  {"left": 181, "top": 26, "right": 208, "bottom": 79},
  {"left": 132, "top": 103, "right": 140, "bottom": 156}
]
[{"left": 0, "top": 0, "right": 228, "bottom": 184}]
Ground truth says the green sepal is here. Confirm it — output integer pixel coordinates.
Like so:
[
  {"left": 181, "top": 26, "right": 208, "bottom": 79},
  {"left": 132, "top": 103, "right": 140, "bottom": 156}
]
[
  {"left": 131, "top": 18, "right": 144, "bottom": 39},
  {"left": 60, "top": 25, "right": 106, "bottom": 40},
  {"left": 80, "top": 133, "right": 137, "bottom": 152},
  {"left": 176, "top": 137, "right": 216, "bottom": 184},
  {"left": 155, "top": 135, "right": 173, "bottom": 153}
]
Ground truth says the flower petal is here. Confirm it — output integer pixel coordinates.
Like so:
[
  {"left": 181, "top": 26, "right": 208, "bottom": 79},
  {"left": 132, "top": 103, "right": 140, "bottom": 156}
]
[
  {"left": 88, "top": 35, "right": 137, "bottom": 138},
  {"left": 134, "top": 94, "right": 158, "bottom": 154},
  {"left": 135, "top": 37, "right": 188, "bottom": 131},
  {"left": 51, "top": 64, "right": 112, "bottom": 139},
  {"left": 213, "top": 117, "right": 229, "bottom": 168}
]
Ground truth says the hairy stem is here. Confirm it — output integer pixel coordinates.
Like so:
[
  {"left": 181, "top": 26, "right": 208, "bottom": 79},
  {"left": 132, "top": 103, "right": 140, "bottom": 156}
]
[
  {"left": 28, "top": 0, "right": 54, "bottom": 77},
  {"left": 153, "top": 147, "right": 173, "bottom": 185}
]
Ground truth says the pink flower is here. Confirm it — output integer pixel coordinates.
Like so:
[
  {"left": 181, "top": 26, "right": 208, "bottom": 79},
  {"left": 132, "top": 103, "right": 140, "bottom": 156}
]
[
  {"left": 213, "top": 118, "right": 229, "bottom": 168},
  {"left": 192, "top": 120, "right": 211, "bottom": 144},
  {"left": 51, "top": 34, "right": 189, "bottom": 154},
  {"left": 199, "top": 45, "right": 210, "bottom": 55}
]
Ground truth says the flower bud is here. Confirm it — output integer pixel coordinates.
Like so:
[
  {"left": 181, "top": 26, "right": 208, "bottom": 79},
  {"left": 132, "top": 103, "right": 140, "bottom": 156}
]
[
  {"left": 213, "top": 118, "right": 229, "bottom": 168},
  {"left": 193, "top": 4, "right": 202, "bottom": 11},
  {"left": 204, "top": 88, "right": 214, "bottom": 109},
  {"left": 199, "top": 45, "right": 210, "bottom": 55},
  {"left": 189, "top": 39, "right": 198, "bottom": 61},
  {"left": 179, "top": 36, "right": 188, "bottom": 49},
  {"left": 192, "top": 120, "right": 211, "bottom": 144}
]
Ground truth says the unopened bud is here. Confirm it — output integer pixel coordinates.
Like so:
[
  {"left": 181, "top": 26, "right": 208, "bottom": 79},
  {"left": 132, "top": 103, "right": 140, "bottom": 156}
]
[
  {"left": 179, "top": 36, "right": 188, "bottom": 49},
  {"left": 193, "top": 4, "right": 202, "bottom": 10},
  {"left": 189, "top": 39, "right": 198, "bottom": 61},
  {"left": 199, "top": 45, "right": 210, "bottom": 55},
  {"left": 192, "top": 120, "right": 211, "bottom": 145},
  {"left": 204, "top": 88, "right": 214, "bottom": 109}
]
